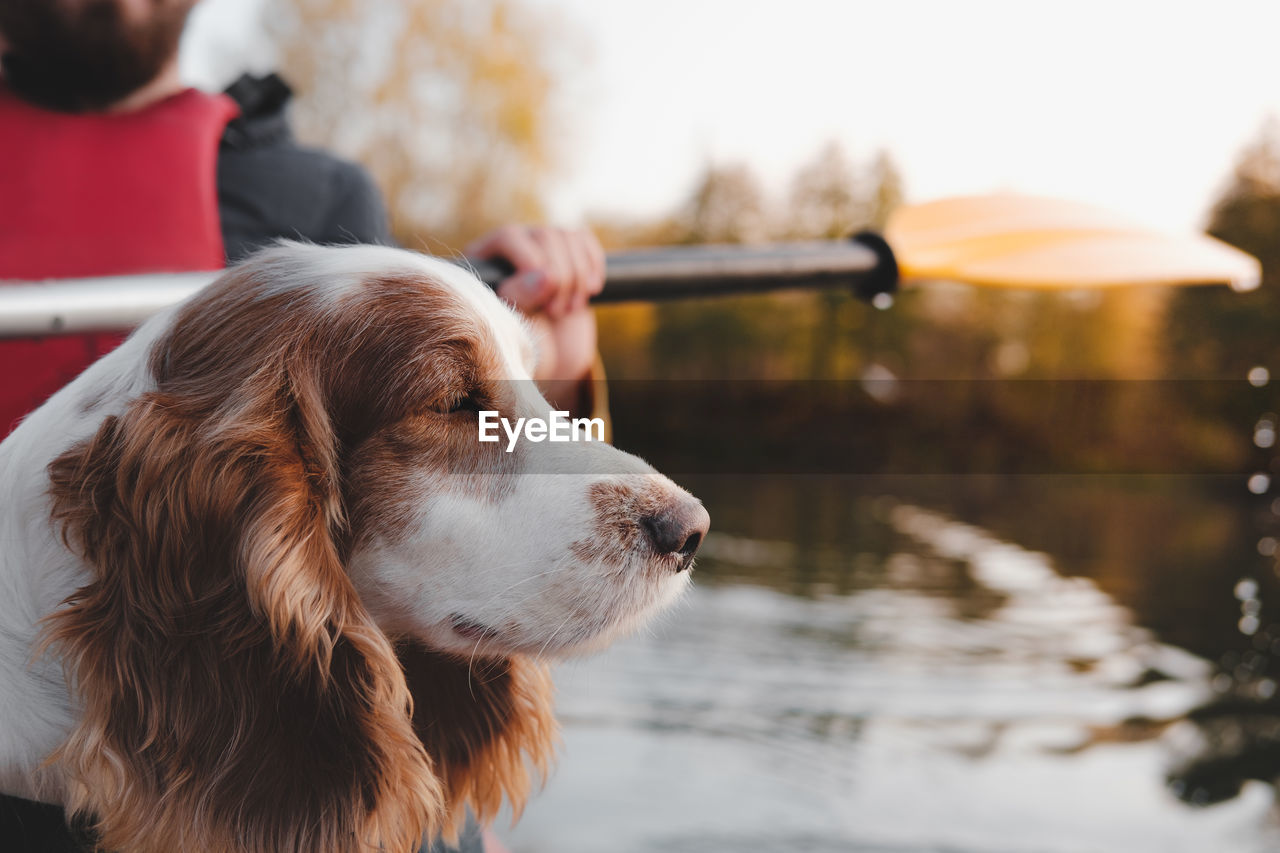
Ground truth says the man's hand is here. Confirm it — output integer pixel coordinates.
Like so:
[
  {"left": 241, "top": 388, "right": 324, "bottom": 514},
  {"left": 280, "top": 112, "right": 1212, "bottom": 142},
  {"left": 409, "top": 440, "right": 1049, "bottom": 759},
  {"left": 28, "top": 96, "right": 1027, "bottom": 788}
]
[{"left": 466, "top": 226, "right": 605, "bottom": 409}]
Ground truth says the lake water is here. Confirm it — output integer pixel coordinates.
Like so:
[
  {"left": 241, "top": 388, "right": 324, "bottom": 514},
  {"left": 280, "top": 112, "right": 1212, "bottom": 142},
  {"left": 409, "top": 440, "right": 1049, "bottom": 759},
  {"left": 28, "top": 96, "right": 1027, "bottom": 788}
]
[{"left": 507, "top": 475, "right": 1280, "bottom": 853}]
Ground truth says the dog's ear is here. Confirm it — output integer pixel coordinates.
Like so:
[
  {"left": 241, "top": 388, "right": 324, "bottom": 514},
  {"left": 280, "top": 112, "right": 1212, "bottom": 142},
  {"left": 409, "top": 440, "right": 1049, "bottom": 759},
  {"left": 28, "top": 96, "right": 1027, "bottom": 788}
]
[
  {"left": 397, "top": 642, "right": 557, "bottom": 835},
  {"left": 44, "top": 266, "right": 447, "bottom": 853}
]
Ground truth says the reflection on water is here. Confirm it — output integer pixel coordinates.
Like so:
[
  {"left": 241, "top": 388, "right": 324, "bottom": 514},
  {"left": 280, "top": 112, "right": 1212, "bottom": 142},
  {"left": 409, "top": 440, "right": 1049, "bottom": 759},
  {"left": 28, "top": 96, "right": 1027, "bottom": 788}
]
[{"left": 508, "top": 477, "right": 1280, "bottom": 853}]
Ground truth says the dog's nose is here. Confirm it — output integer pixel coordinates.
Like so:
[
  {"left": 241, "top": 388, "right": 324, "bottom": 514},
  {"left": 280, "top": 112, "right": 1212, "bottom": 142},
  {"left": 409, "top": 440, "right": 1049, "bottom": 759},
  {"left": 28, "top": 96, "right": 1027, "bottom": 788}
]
[{"left": 640, "top": 498, "right": 710, "bottom": 571}]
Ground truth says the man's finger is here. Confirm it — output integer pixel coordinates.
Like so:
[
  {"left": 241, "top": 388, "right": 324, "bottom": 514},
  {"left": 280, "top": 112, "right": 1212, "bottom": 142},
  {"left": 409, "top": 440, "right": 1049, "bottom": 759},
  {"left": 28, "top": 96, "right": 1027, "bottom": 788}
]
[
  {"left": 564, "top": 231, "right": 603, "bottom": 310},
  {"left": 496, "top": 269, "right": 551, "bottom": 309},
  {"left": 470, "top": 226, "right": 551, "bottom": 310},
  {"left": 583, "top": 231, "right": 607, "bottom": 295},
  {"left": 530, "top": 227, "right": 575, "bottom": 319}
]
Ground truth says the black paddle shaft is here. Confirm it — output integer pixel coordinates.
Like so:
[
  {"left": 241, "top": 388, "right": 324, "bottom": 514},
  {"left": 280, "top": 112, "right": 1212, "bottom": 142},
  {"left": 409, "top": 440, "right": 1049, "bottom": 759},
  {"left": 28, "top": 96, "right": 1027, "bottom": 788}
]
[
  {"left": 0, "top": 234, "right": 900, "bottom": 339},
  {"left": 467, "top": 232, "right": 898, "bottom": 304}
]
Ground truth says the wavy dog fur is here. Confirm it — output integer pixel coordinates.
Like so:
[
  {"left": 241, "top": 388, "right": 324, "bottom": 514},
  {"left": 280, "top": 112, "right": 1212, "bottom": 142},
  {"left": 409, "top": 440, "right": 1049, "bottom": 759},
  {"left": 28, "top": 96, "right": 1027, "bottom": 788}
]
[{"left": 38, "top": 251, "right": 551, "bottom": 851}]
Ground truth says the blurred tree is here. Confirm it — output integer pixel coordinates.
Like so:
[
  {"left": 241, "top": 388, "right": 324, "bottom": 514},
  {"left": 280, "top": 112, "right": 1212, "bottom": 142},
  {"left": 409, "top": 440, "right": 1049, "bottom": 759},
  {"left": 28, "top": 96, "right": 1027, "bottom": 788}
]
[
  {"left": 676, "top": 163, "right": 768, "bottom": 245},
  {"left": 784, "top": 142, "right": 904, "bottom": 238},
  {"left": 864, "top": 149, "right": 903, "bottom": 230},
  {"left": 1166, "top": 122, "right": 1280, "bottom": 382},
  {"left": 787, "top": 141, "right": 862, "bottom": 240},
  {"left": 634, "top": 150, "right": 910, "bottom": 381},
  {"left": 267, "top": 0, "right": 561, "bottom": 249},
  {"left": 1154, "top": 119, "right": 1280, "bottom": 470},
  {"left": 1223, "top": 121, "right": 1280, "bottom": 200},
  {"left": 785, "top": 142, "right": 861, "bottom": 379},
  {"left": 1148, "top": 122, "right": 1280, "bottom": 473},
  {"left": 781, "top": 143, "right": 907, "bottom": 378},
  {"left": 635, "top": 163, "right": 787, "bottom": 378}
]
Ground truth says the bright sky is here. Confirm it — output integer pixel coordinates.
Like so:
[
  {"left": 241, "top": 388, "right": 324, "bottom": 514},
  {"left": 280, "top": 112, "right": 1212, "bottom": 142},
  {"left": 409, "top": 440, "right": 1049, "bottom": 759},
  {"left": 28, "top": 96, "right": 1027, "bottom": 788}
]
[{"left": 184, "top": 0, "right": 1280, "bottom": 234}]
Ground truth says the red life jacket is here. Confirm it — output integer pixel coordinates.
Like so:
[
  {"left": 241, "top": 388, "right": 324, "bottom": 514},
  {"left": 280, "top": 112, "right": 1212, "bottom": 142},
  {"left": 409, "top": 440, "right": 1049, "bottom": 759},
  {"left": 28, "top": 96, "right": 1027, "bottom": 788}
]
[{"left": 0, "top": 84, "right": 238, "bottom": 437}]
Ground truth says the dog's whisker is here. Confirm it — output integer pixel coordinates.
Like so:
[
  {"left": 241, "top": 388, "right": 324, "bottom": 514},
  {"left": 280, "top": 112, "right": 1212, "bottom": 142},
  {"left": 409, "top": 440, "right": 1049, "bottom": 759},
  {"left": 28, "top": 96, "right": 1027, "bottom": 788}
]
[{"left": 534, "top": 613, "right": 576, "bottom": 660}]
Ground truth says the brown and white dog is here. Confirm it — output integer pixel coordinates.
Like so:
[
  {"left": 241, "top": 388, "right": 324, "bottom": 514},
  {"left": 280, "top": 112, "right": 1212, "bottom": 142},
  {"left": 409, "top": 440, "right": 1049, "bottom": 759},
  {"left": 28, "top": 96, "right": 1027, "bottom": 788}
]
[{"left": 0, "top": 243, "right": 707, "bottom": 852}]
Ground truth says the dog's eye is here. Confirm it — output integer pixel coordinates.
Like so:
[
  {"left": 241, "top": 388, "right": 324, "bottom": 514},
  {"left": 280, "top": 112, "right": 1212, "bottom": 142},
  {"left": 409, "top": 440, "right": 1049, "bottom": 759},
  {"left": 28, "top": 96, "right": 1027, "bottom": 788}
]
[{"left": 445, "top": 393, "right": 484, "bottom": 415}]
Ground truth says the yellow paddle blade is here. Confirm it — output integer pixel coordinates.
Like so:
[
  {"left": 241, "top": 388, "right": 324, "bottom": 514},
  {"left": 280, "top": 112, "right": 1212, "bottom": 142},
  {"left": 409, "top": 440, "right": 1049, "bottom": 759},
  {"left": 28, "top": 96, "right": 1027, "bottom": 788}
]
[{"left": 885, "top": 194, "right": 1261, "bottom": 292}]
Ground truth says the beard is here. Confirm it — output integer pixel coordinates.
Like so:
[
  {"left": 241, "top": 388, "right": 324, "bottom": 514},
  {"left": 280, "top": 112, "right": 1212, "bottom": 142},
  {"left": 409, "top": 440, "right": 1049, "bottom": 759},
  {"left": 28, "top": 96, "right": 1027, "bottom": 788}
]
[{"left": 0, "top": 0, "right": 195, "bottom": 113}]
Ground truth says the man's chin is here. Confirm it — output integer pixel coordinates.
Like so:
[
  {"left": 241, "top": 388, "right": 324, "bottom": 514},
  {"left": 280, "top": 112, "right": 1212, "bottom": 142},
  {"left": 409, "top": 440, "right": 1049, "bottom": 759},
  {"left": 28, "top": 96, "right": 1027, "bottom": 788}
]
[
  {"left": 0, "top": 0, "right": 192, "bottom": 113},
  {"left": 1, "top": 54, "right": 161, "bottom": 113}
]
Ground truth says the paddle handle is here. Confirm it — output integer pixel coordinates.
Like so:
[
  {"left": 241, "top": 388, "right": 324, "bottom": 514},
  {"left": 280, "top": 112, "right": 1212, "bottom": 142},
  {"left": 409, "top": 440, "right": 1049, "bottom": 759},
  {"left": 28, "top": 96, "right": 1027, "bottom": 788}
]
[
  {"left": 0, "top": 235, "right": 899, "bottom": 338},
  {"left": 473, "top": 232, "right": 898, "bottom": 304}
]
